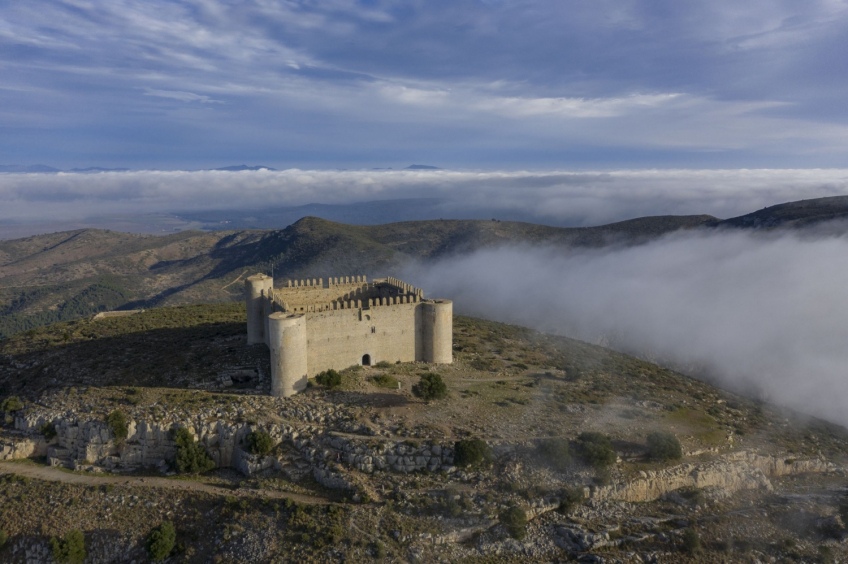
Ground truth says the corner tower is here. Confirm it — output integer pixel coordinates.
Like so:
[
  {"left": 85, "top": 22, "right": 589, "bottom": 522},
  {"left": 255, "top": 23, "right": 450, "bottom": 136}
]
[
  {"left": 418, "top": 299, "right": 453, "bottom": 364},
  {"left": 245, "top": 273, "right": 273, "bottom": 345}
]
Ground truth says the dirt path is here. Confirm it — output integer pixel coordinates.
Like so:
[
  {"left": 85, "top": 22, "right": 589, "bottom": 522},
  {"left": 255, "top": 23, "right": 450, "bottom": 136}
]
[{"left": 0, "top": 461, "right": 332, "bottom": 505}]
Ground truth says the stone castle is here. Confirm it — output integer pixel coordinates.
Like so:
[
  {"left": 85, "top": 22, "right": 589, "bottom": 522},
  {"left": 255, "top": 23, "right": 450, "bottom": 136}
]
[{"left": 245, "top": 273, "right": 452, "bottom": 397}]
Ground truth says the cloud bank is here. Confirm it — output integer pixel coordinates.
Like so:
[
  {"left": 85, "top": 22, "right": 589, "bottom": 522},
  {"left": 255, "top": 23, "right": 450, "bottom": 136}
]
[
  {"left": 404, "top": 229, "right": 848, "bottom": 427},
  {"left": 4, "top": 1, "right": 848, "bottom": 167},
  {"left": 3, "top": 168, "right": 848, "bottom": 227}
]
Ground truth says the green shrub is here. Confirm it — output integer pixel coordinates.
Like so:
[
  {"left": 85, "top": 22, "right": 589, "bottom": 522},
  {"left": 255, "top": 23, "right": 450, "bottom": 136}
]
[
  {"left": 107, "top": 409, "right": 128, "bottom": 443},
  {"left": 557, "top": 487, "right": 585, "bottom": 514},
  {"left": 681, "top": 528, "right": 700, "bottom": 555},
  {"left": 646, "top": 431, "right": 682, "bottom": 461},
  {"left": 370, "top": 374, "right": 399, "bottom": 389},
  {"left": 0, "top": 529, "right": 7, "bottom": 548},
  {"left": 0, "top": 396, "right": 23, "bottom": 413},
  {"left": 374, "top": 361, "right": 392, "bottom": 369},
  {"left": 147, "top": 521, "right": 176, "bottom": 562},
  {"left": 40, "top": 422, "right": 57, "bottom": 440},
  {"left": 499, "top": 505, "right": 527, "bottom": 540},
  {"left": 172, "top": 428, "right": 215, "bottom": 474},
  {"left": 244, "top": 430, "right": 275, "bottom": 456},
  {"left": 50, "top": 530, "right": 86, "bottom": 564},
  {"left": 453, "top": 438, "right": 492, "bottom": 468},
  {"left": 315, "top": 369, "right": 342, "bottom": 388},
  {"left": 538, "top": 438, "right": 571, "bottom": 470},
  {"left": 413, "top": 372, "right": 447, "bottom": 401},
  {"left": 576, "top": 432, "right": 616, "bottom": 469}
]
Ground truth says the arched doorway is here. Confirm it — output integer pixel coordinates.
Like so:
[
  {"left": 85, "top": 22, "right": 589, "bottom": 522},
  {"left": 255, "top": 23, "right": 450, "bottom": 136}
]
[{"left": 362, "top": 354, "right": 371, "bottom": 366}]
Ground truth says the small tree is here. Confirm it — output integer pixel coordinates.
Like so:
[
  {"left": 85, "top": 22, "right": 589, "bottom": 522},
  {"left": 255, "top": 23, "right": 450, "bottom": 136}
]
[
  {"left": 0, "top": 396, "right": 23, "bottom": 413},
  {"left": 538, "top": 438, "right": 571, "bottom": 471},
  {"left": 172, "top": 428, "right": 215, "bottom": 474},
  {"left": 147, "top": 521, "right": 176, "bottom": 562},
  {"left": 315, "top": 369, "right": 342, "bottom": 388},
  {"left": 681, "top": 528, "right": 700, "bottom": 555},
  {"left": 576, "top": 432, "right": 616, "bottom": 469},
  {"left": 453, "top": 438, "right": 492, "bottom": 468},
  {"left": 646, "top": 431, "right": 682, "bottom": 461},
  {"left": 245, "top": 430, "right": 275, "bottom": 456},
  {"left": 413, "top": 372, "right": 447, "bottom": 401},
  {"left": 107, "top": 409, "right": 129, "bottom": 443},
  {"left": 499, "top": 505, "right": 527, "bottom": 540},
  {"left": 50, "top": 529, "right": 86, "bottom": 564}
]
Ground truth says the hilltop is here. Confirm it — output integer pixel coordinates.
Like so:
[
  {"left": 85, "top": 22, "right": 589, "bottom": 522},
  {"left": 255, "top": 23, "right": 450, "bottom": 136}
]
[
  {"left": 0, "top": 214, "right": 713, "bottom": 339},
  {"left": 0, "top": 304, "right": 846, "bottom": 561}
]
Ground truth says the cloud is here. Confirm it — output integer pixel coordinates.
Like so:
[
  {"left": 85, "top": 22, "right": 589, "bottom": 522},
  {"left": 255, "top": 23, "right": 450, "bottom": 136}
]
[
  {"left": 142, "top": 88, "right": 222, "bottom": 103},
  {"left": 2, "top": 168, "right": 848, "bottom": 227},
  {"left": 403, "top": 228, "right": 848, "bottom": 427},
  {"left": 3, "top": 2, "right": 848, "bottom": 168}
]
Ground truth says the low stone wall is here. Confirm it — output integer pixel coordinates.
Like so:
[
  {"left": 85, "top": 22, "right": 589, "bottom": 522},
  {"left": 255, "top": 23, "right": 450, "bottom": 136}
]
[{"left": 4, "top": 410, "right": 457, "bottom": 488}]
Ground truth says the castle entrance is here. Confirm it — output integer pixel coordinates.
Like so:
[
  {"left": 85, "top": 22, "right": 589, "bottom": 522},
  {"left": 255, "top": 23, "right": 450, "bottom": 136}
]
[{"left": 362, "top": 354, "right": 371, "bottom": 366}]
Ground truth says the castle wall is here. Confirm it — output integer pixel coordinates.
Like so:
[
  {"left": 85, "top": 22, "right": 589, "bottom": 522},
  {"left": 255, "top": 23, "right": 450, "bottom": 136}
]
[
  {"left": 273, "top": 276, "right": 370, "bottom": 307},
  {"left": 304, "top": 302, "right": 418, "bottom": 374}
]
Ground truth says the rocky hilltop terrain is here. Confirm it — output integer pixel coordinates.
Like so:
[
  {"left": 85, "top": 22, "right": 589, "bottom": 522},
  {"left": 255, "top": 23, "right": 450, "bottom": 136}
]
[{"left": 1, "top": 303, "right": 847, "bottom": 562}]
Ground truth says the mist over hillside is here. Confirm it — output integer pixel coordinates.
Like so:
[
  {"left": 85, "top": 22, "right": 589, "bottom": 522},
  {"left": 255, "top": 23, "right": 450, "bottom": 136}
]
[{"left": 405, "top": 225, "right": 848, "bottom": 428}]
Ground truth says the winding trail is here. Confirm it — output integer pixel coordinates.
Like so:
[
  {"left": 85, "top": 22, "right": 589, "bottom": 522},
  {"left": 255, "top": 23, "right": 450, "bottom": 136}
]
[{"left": 0, "top": 461, "right": 332, "bottom": 505}]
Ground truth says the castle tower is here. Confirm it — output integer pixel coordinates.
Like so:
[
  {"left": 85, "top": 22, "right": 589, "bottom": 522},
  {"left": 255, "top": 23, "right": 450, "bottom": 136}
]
[
  {"left": 268, "top": 312, "right": 308, "bottom": 397},
  {"left": 418, "top": 299, "right": 453, "bottom": 364},
  {"left": 245, "top": 274, "right": 273, "bottom": 345}
]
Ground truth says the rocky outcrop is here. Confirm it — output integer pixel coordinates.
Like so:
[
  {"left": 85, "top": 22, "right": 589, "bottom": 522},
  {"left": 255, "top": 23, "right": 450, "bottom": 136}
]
[
  {"left": 590, "top": 451, "right": 835, "bottom": 503},
  {"left": 3, "top": 409, "right": 456, "bottom": 487}
]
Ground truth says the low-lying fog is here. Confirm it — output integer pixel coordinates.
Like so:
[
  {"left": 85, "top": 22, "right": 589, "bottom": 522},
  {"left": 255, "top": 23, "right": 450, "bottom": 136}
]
[{"left": 405, "top": 228, "right": 848, "bottom": 428}]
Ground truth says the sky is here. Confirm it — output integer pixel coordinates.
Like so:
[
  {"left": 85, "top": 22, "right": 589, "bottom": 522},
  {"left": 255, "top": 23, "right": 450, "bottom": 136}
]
[{"left": 3, "top": 0, "right": 848, "bottom": 169}]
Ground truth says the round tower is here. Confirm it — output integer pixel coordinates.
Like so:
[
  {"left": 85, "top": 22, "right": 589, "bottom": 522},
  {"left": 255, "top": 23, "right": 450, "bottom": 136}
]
[
  {"left": 245, "top": 274, "right": 273, "bottom": 345},
  {"left": 268, "top": 312, "right": 308, "bottom": 397},
  {"left": 420, "top": 299, "right": 453, "bottom": 364}
]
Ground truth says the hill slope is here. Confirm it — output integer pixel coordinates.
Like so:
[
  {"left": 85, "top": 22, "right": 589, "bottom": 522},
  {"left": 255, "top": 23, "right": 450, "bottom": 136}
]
[
  {"left": 0, "top": 306, "right": 846, "bottom": 562},
  {"left": 0, "top": 215, "right": 714, "bottom": 338}
]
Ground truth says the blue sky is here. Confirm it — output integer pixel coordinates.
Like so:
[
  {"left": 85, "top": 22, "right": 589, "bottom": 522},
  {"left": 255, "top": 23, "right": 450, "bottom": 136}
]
[{"left": 4, "top": 0, "right": 848, "bottom": 169}]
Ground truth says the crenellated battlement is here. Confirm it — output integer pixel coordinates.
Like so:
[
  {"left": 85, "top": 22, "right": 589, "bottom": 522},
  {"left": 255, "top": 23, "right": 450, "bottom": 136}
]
[{"left": 245, "top": 272, "right": 452, "bottom": 398}]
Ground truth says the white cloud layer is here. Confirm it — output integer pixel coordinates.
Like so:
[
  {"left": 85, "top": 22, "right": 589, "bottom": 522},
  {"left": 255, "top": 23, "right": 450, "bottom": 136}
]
[
  {"left": 2, "top": 168, "right": 848, "bottom": 226},
  {"left": 404, "top": 229, "right": 848, "bottom": 427}
]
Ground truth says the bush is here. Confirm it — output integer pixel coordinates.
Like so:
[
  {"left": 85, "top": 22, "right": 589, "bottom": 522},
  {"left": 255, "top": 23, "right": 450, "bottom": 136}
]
[
  {"left": 557, "top": 487, "right": 585, "bottom": 514},
  {"left": 172, "top": 428, "right": 215, "bottom": 474},
  {"left": 147, "top": 521, "right": 176, "bottom": 562},
  {"left": 245, "top": 430, "right": 275, "bottom": 456},
  {"left": 0, "top": 396, "right": 23, "bottom": 413},
  {"left": 50, "top": 530, "right": 86, "bottom": 564},
  {"left": 576, "top": 432, "right": 616, "bottom": 469},
  {"left": 499, "top": 505, "right": 527, "bottom": 540},
  {"left": 646, "top": 431, "right": 682, "bottom": 461},
  {"left": 681, "top": 528, "right": 700, "bottom": 555},
  {"left": 0, "top": 529, "right": 7, "bottom": 548},
  {"left": 412, "top": 372, "right": 447, "bottom": 401},
  {"left": 315, "top": 369, "right": 342, "bottom": 388},
  {"left": 374, "top": 361, "right": 392, "bottom": 369},
  {"left": 107, "top": 409, "right": 128, "bottom": 443},
  {"left": 538, "top": 438, "right": 571, "bottom": 471},
  {"left": 453, "top": 438, "right": 492, "bottom": 468}
]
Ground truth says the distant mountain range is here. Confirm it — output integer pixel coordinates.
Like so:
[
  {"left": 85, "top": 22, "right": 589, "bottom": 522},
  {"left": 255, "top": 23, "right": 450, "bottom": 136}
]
[{"left": 4, "top": 194, "right": 848, "bottom": 339}]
